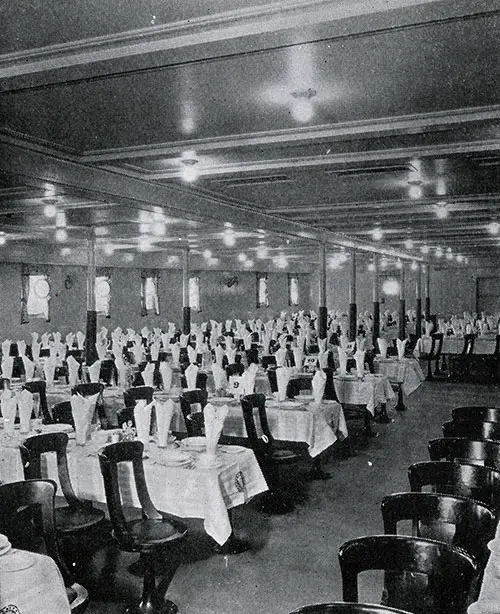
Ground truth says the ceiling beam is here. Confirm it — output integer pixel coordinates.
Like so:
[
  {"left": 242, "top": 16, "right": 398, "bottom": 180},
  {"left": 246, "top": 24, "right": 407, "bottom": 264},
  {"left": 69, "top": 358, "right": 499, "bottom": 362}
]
[{"left": 0, "top": 137, "right": 423, "bottom": 261}]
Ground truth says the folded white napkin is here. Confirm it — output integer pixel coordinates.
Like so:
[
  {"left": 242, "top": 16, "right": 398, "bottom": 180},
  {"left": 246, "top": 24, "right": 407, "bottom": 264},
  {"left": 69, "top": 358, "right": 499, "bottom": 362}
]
[
  {"left": 131, "top": 342, "right": 143, "bottom": 364},
  {"left": 141, "top": 326, "right": 150, "bottom": 340},
  {"left": 377, "top": 338, "right": 388, "bottom": 359},
  {"left": 275, "top": 347, "right": 287, "bottom": 367},
  {"left": 41, "top": 333, "right": 51, "bottom": 349},
  {"left": 115, "top": 357, "right": 129, "bottom": 389},
  {"left": 134, "top": 399, "right": 153, "bottom": 446},
  {"left": 179, "top": 334, "right": 189, "bottom": 348},
  {"left": 31, "top": 332, "right": 39, "bottom": 344},
  {"left": 339, "top": 334, "right": 349, "bottom": 351},
  {"left": 21, "top": 356, "right": 35, "bottom": 380},
  {"left": 17, "top": 340, "right": 26, "bottom": 357},
  {"left": 17, "top": 389, "right": 33, "bottom": 433},
  {"left": 88, "top": 360, "right": 101, "bottom": 383},
  {"left": 396, "top": 338, "right": 407, "bottom": 361},
  {"left": 293, "top": 347, "right": 304, "bottom": 370},
  {"left": 204, "top": 403, "right": 228, "bottom": 457},
  {"left": 261, "top": 332, "right": 271, "bottom": 355},
  {"left": 312, "top": 369, "right": 326, "bottom": 403},
  {"left": 1, "top": 396, "right": 17, "bottom": 435},
  {"left": 160, "top": 332, "right": 170, "bottom": 349},
  {"left": 158, "top": 362, "right": 173, "bottom": 392},
  {"left": 317, "top": 338, "right": 327, "bottom": 353},
  {"left": 76, "top": 331, "right": 85, "bottom": 350},
  {"left": 187, "top": 346, "right": 197, "bottom": 364},
  {"left": 142, "top": 362, "right": 155, "bottom": 387},
  {"left": 354, "top": 349, "right": 365, "bottom": 377},
  {"left": 65, "top": 332, "right": 75, "bottom": 349},
  {"left": 338, "top": 347, "right": 348, "bottom": 376},
  {"left": 71, "top": 394, "right": 94, "bottom": 444},
  {"left": 1, "top": 357, "right": 13, "bottom": 380},
  {"left": 425, "top": 321, "right": 434, "bottom": 336},
  {"left": 66, "top": 355, "right": 80, "bottom": 386},
  {"left": 214, "top": 345, "right": 225, "bottom": 365},
  {"left": 224, "top": 335, "right": 233, "bottom": 350},
  {"left": 156, "top": 399, "right": 174, "bottom": 447},
  {"left": 225, "top": 320, "right": 232, "bottom": 333},
  {"left": 212, "top": 363, "right": 227, "bottom": 391},
  {"left": 240, "top": 363, "right": 258, "bottom": 395},
  {"left": 225, "top": 347, "right": 237, "bottom": 364},
  {"left": 43, "top": 357, "right": 57, "bottom": 387},
  {"left": 31, "top": 340, "right": 41, "bottom": 363},
  {"left": 276, "top": 366, "right": 292, "bottom": 401},
  {"left": 170, "top": 343, "right": 181, "bottom": 367},
  {"left": 318, "top": 350, "right": 329, "bottom": 369},
  {"left": 1, "top": 340, "right": 11, "bottom": 359},
  {"left": 53, "top": 332, "right": 62, "bottom": 347},
  {"left": 465, "top": 323, "right": 473, "bottom": 334},
  {"left": 150, "top": 341, "right": 160, "bottom": 362},
  {"left": 184, "top": 363, "right": 198, "bottom": 390}
]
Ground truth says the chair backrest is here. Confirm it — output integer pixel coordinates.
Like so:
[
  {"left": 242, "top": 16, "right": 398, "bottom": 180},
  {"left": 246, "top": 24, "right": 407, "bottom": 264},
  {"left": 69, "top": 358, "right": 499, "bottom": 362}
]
[
  {"left": 245, "top": 349, "right": 259, "bottom": 364},
  {"left": 52, "top": 401, "right": 74, "bottom": 426},
  {"left": 288, "top": 604, "right": 413, "bottom": 614},
  {"left": 65, "top": 349, "right": 84, "bottom": 363},
  {"left": 72, "top": 382, "right": 104, "bottom": 397},
  {"left": 430, "top": 333, "right": 444, "bottom": 358},
  {"left": 23, "top": 378, "right": 51, "bottom": 423},
  {"left": 226, "top": 362, "right": 244, "bottom": 377},
  {"left": 99, "top": 359, "right": 118, "bottom": 386},
  {"left": 463, "top": 333, "right": 475, "bottom": 355},
  {"left": 338, "top": 535, "right": 476, "bottom": 614},
  {"left": 323, "top": 368, "right": 340, "bottom": 401},
  {"left": 452, "top": 406, "right": 500, "bottom": 423},
  {"left": 494, "top": 334, "right": 500, "bottom": 356},
  {"left": 179, "top": 389, "right": 208, "bottom": 436},
  {"left": 98, "top": 440, "right": 161, "bottom": 547},
  {"left": 180, "top": 371, "right": 208, "bottom": 390},
  {"left": 240, "top": 393, "right": 273, "bottom": 447},
  {"left": 21, "top": 432, "right": 80, "bottom": 508},
  {"left": 123, "top": 386, "right": 154, "bottom": 409},
  {"left": 0, "top": 479, "right": 72, "bottom": 585},
  {"left": 267, "top": 368, "right": 278, "bottom": 393},
  {"left": 443, "top": 419, "right": 500, "bottom": 442},
  {"left": 428, "top": 437, "right": 500, "bottom": 469},
  {"left": 381, "top": 491, "right": 496, "bottom": 568},
  {"left": 408, "top": 460, "right": 500, "bottom": 511},
  {"left": 261, "top": 355, "right": 277, "bottom": 370}
]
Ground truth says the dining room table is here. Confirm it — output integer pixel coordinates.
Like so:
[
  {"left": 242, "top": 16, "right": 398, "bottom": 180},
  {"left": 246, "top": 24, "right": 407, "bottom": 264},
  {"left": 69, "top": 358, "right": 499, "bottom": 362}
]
[
  {"left": 0, "top": 425, "right": 268, "bottom": 550},
  {"left": 374, "top": 356, "right": 425, "bottom": 411}
]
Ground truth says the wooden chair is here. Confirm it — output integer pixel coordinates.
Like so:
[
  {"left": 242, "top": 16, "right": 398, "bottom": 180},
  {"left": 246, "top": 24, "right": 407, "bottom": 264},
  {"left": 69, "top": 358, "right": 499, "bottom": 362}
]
[
  {"left": 0, "top": 479, "right": 89, "bottom": 613},
  {"left": 240, "top": 393, "right": 301, "bottom": 514},
  {"left": 338, "top": 535, "right": 477, "bottom": 614},
  {"left": 179, "top": 389, "right": 208, "bottom": 437},
  {"left": 381, "top": 491, "right": 496, "bottom": 571},
  {"left": 288, "top": 604, "right": 412, "bottom": 614},
  {"left": 261, "top": 355, "right": 277, "bottom": 370},
  {"left": 180, "top": 370, "right": 208, "bottom": 391},
  {"left": 323, "top": 368, "right": 340, "bottom": 402},
  {"left": 245, "top": 348, "right": 259, "bottom": 364},
  {"left": 98, "top": 440, "right": 187, "bottom": 614},
  {"left": 452, "top": 406, "right": 500, "bottom": 423},
  {"left": 21, "top": 432, "right": 105, "bottom": 535},
  {"left": 99, "top": 358, "right": 118, "bottom": 386},
  {"left": 52, "top": 401, "right": 75, "bottom": 426},
  {"left": 225, "top": 362, "right": 245, "bottom": 377},
  {"left": 118, "top": 385, "right": 155, "bottom": 427},
  {"left": 428, "top": 437, "right": 500, "bottom": 470},
  {"left": 419, "top": 333, "right": 444, "bottom": 381},
  {"left": 23, "top": 378, "right": 51, "bottom": 423},
  {"left": 443, "top": 419, "right": 500, "bottom": 442},
  {"left": 448, "top": 334, "right": 475, "bottom": 381},
  {"left": 408, "top": 460, "right": 500, "bottom": 512}
]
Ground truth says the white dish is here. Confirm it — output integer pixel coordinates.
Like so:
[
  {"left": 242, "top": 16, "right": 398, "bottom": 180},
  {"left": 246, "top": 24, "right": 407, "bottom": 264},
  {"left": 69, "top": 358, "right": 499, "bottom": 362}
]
[{"left": 180, "top": 436, "right": 207, "bottom": 451}]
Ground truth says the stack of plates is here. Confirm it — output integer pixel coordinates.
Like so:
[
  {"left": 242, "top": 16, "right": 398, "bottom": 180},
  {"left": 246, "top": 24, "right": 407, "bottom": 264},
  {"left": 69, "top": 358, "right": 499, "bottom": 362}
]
[{"left": 179, "top": 436, "right": 207, "bottom": 452}]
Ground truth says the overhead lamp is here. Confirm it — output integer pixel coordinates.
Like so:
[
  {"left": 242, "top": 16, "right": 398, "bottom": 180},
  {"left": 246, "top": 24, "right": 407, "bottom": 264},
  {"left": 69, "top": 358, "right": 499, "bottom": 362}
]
[
  {"left": 464, "top": 256, "right": 469, "bottom": 265},
  {"left": 420, "top": 244, "right": 430, "bottom": 254},
  {"left": 395, "top": 259, "right": 403, "bottom": 270},
  {"left": 290, "top": 88, "right": 316, "bottom": 123},
  {"left": 43, "top": 203, "right": 57, "bottom": 218},
  {"left": 256, "top": 245, "right": 269, "bottom": 259},
  {"left": 274, "top": 253, "right": 288, "bottom": 268},
  {"left": 0, "top": 234, "right": 7, "bottom": 246},
  {"left": 167, "top": 255, "right": 179, "bottom": 265},
  {"left": 408, "top": 184, "right": 423, "bottom": 199},
  {"left": 208, "top": 257, "right": 219, "bottom": 266},
  {"left": 488, "top": 221, "right": 500, "bottom": 235},
  {"left": 55, "top": 228, "right": 68, "bottom": 242},
  {"left": 95, "top": 226, "right": 109, "bottom": 236},
  {"left": 55, "top": 211, "right": 66, "bottom": 228},
  {"left": 371, "top": 226, "right": 384, "bottom": 241},
  {"left": 367, "top": 262, "right": 375, "bottom": 272},
  {"left": 435, "top": 246, "right": 443, "bottom": 258},
  {"left": 380, "top": 257, "right": 388, "bottom": 270},
  {"left": 456, "top": 254, "right": 464, "bottom": 263},
  {"left": 237, "top": 253, "right": 247, "bottom": 262},
  {"left": 203, "top": 249, "right": 212, "bottom": 260},
  {"left": 404, "top": 238, "right": 414, "bottom": 250},
  {"left": 223, "top": 228, "right": 236, "bottom": 247},
  {"left": 435, "top": 202, "right": 449, "bottom": 219},
  {"left": 224, "top": 222, "right": 233, "bottom": 228},
  {"left": 410, "top": 261, "right": 418, "bottom": 271},
  {"left": 103, "top": 243, "right": 115, "bottom": 256},
  {"left": 152, "top": 223, "right": 166, "bottom": 236},
  {"left": 180, "top": 150, "right": 199, "bottom": 182},
  {"left": 61, "top": 247, "right": 71, "bottom": 256},
  {"left": 446, "top": 247, "right": 453, "bottom": 260},
  {"left": 338, "top": 252, "right": 349, "bottom": 263},
  {"left": 138, "top": 235, "right": 152, "bottom": 251},
  {"left": 382, "top": 278, "right": 400, "bottom": 296},
  {"left": 244, "top": 259, "right": 254, "bottom": 268},
  {"left": 123, "top": 253, "right": 134, "bottom": 263}
]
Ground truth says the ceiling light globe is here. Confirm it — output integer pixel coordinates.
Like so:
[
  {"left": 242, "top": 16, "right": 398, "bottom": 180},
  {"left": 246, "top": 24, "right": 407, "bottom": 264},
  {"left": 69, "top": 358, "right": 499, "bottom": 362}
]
[
  {"left": 237, "top": 253, "right": 247, "bottom": 262},
  {"left": 371, "top": 227, "right": 384, "bottom": 241},
  {"left": 44, "top": 204, "right": 57, "bottom": 218},
  {"left": 488, "top": 222, "right": 500, "bottom": 235},
  {"left": 404, "top": 239, "right": 414, "bottom": 250},
  {"left": 420, "top": 245, "right": 430, "bottom": 254},
  {"left": 203, "top": 249, "right": 212, "bottom": 259},
  {"left": 55, "top": 228, "right": 68, "bottom": 242}
]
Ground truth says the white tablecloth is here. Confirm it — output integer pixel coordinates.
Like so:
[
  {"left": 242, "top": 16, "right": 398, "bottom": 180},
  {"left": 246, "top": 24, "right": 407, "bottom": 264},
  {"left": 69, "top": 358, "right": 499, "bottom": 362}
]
[
  {"left": 468, "top": 520, "right": 500, "bottom": 613},
  {"left": 333, "top": 374, "right": 395, "bottom": 415},
  {"left": 0, "top": 434, "right": 267, "bottom": 546},
  {"left": 0, "top": 549, "right": 70, "bottom": 614},
  {"left": 374, "top": 358, "right": 425, "bottom": 396},
  {"left": 441, "top": 336, "right": 497, "bottom": 355}
]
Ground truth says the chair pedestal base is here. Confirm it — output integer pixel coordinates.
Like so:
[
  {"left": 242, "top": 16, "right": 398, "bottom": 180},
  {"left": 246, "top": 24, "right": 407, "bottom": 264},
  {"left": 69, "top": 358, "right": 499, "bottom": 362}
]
[
  {"left": 125, "top": 600, "right": 177, "bottom": 614},
  {"left": 394, "top": 386, "right": 406, "bottom": 411},
  {"left": 259, "top": 491, "right": 295, "bottom": 514}
]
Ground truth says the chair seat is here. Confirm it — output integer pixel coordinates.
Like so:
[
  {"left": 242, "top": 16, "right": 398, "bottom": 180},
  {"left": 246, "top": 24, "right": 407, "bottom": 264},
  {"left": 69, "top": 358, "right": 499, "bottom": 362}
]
[
  {"left": 55, "top": 505, "right": 106, "bottom": 533},
  {"left": 124, "top": 517, "right": 187, "bottom": 551}
]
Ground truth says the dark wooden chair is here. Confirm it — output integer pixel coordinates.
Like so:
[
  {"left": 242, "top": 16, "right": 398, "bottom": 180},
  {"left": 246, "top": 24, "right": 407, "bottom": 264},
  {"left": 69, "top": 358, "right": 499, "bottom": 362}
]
[
  {"left": 338, "top": 535, "right": 477, "bottom": 614},
  {"left": 240, "top": 393, "right": 301, "bottom": 514},
  {"left": 443, "top": 419, "right": 500, "bottom": 442},
  {"left": 23, "top": 378, "right": 51, "bottom": 423},
  {"left": 180, "top": 370, "right": 208, "bottom": 391},
  {"left": 0, "top": 479, "right": 89, "bottom": 613},
  {"left": 381, "top": 491, "right": 496, "bottom": 571},
  {"left": 408, "top": 460, "right": 500, "bottom": 512},
  {"left": 225, "top": 362, "right": 245, "bottom": 377},
  {"left": 323, "top": 368, "right": 340, "bottom": 402},
  {"left": 179, "top": 389, "right": 208, "bottom": 436},
  {"left": 52, "top": 400, "right": 75, "bottom": 426},
  {"left": 428, "top": 437, "right": 500, "bottom": 470},
  {"left": 118, "top": 385, "right": 155, "bottom": 427},
  {"left": 245, "top": 348, "right": 259, "bottom": 364},
  {"left": 448, "top": 334, "right": 475, "bottom": 381},
  {"left": 99, "top": 358, "right": 118, "bottom": 386},
  {"left": 419, "top": 333, "right": 444, "bottom": 381},
  {"left": 288, "top": 604, "right": 413, "bottom": 614},
  {"left": 261, "top": 355, "right": 277, "bottom": 370},
  {"left": 21, "top": 432, "right": 105, "bottom": 535},
  {"left": 98, "top": 440, "right": 187, "bottom": 614},
  {"left": 452, "top": 406, "right": 500, "bottom": 423}
]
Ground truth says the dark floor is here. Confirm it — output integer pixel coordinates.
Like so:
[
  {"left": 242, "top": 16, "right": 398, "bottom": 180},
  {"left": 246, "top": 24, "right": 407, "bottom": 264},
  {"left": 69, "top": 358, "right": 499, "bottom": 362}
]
[{"left": 76, "top": 379, "right": 500, "bottom": 614}]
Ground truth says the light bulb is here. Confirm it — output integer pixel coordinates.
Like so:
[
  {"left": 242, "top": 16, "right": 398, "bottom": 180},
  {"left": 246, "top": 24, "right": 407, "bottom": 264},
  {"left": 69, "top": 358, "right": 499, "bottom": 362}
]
[
  {"left": 61, "top": 247, "right": 71, "bottom": 256},
  {"left": 435, "top": 247, "right": 443, "bottom": 258},
  {"left": 203, "top": 249, "right": 212, "bottom": 259},
  {"left": 103, "top": 243, "right": 114, "bottom": 256},
  {"left": 55, "top": 228, "right": 67, "bottom": 242},
  {"left": 420, "top": 244, "right": 430, "bottom": 254},
  {"left": 0, "top": 235, "right": 6, "bottom": 246},
  {"left": 371, "top": 227, "right": 384, "bottom": 241},
  {"left": 396, "top": 260, "right": 403, "bottom": 269},
  {"left": 367, "top": 262, "right": 375, "bottom": 272},
  {"left": 404, "top": 239, "right": 414, "bottom": 250},
  {"left": 256, "top": 245, "right": 269, "bottom": 259},
  {"left": 291, "top": 98, "right": 314, "bottom": 122},
  {"left": 44, "top": 204, "right": 57, "bottom": 218},
  {"left": 181, "top": 164, "right": 198, "bottom": 183},
  {"left": 237, "top": 253, "right": 247, "bottom": 262},
  {"left": 244, "top": 259, "right": 254, "bottom": 268},
  {"left": 223, "top": 229, "right": 236, "bottom": 247},
  {"left": 411, "top": 261, "right": 418, "bottom": 271},
  {"left": 456, "top": 254, "right": 464, "bottom": 263},
  {"left": 488, "top": 222, "right": 500, "bottom": 235},
  {"left": 435, "top": 203, "right": 448, "bottom": 219},
  {"left": 409, "top": 185, "right": 423, "bottom": 199}
]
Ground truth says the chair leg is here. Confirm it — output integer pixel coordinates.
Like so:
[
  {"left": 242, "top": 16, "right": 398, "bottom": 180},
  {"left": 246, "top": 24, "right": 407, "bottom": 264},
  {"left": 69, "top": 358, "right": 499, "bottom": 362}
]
[
  {"left": 426, "top": 360, "right": 433, "bottom": 381},
  {"left": 125, "top": 553, "right": 177, "bottom": 614},
  {"left": 259, "top": 462, "right": 295, "bottom": 514}
]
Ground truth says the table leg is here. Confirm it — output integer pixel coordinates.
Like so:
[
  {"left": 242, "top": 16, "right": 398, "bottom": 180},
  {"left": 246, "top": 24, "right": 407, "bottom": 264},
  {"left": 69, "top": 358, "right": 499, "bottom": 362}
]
[
  {"left": 364, "top": 409, "right": 379, "bottom": 437},
  {"left": 375, "top": 402, "right": 393, "bottom": 423},
  {"left": 306, "top": 456, "right": 332, "bottom": 480},
  {"left": 394, "top": 385, "right": 406, "bottom": 411},
  {"left": 214, "top": 508, "right": 251, "bottom": 555}
]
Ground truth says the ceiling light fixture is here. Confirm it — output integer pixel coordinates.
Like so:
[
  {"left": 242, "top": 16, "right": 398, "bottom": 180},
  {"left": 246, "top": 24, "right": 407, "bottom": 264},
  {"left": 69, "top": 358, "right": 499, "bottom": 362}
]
[
  {"left": 244, "top": 259, "right": 254, "bottom": 268},
  {"left": 180, "top": 150, "right": 199, "bottom": 182},
  {"left": 435, "top": 246, "right": 443, "bottom": 258},
  {"left": 456, "top": 254, "right": 464, "bottom": 263},
  {"left": 411, "top": 261, "right": 418, "bottom": 271},
  {"left": 367, "top": 262, "right": 375, "bottom": 272},
  {"left": 55, "top": 211, "right": 66, "bottom": 228},
  {"left": 237, "top": 253, "right": 247, "bottom": 262},
  {"left": 223, "top": 228, "right": 236, "bottom": 247},
  {"left": 55, "top": 228, "right": 67, "bottom": 242},
  {"left": 446, "top": 247, "right": 453, "bottom": 260},
  {"left": 256, "top": 245, "right": 269, "bottom": 259},
  {"left": 435, "top": 202, "right": 449, "bottom": 219},
  {"left": 0, "top": 234, "right": 7, "bottom": 246},
  {"left": 395, "top": 259, "right": 403, "bottom": 269},
  {"left": 488, "top": 221, "right": 500, "bottom": 235},
  {"left": 371, "top": 226, "right": 384, "bottom": 241},
  {"left": 43, "top": 203, "right": 57, "bottom": 218},
  {"left": 404, "top": 238, "right": 414, "bottom": 250},
  {"left": 409, "top": 184, "right": 423, "bottom": 199},
  {"left": 138, "top": 236, "right": 152, "bottom": 251},
  {"left": 103, "top": 243, "right": 115, "bottom": 256},
  {"left": 290, "top": 88, "right": 317, "bottom": 123},
  {"left": 420, "top": 244, "right": 430, "bottom": 254},
  {"left": 203, "top": 249, "right": 212, "bottom": 259},
  {"left": 61, "top": 247, "right": 71, "bottom": 256}
]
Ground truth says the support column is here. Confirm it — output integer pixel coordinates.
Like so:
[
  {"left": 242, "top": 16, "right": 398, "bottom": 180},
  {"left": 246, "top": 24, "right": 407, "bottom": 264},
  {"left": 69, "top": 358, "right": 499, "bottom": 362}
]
[
  {"left": 415, "top": 264, "right": 422, "bottom": 339},
  {"left": 424, "top": 264, "right": 431, "bottom": 320},
  {"left": 85, "top": 229, "right": 98, "bottom": 365},
  {"left": 372, "top": 255, "right": 380, "bottom": 349},
  {"left": 182, "top": 248, "right": 191, "bottom": 335},
  {"left": 318, "top": 243, "right": 327, "bottom": 339},
  {"left": 398, "top": 263, "right": 406, "bottom": 340},
  {"left": 349, "top": 249, "right": 357, "bottom": 341}
]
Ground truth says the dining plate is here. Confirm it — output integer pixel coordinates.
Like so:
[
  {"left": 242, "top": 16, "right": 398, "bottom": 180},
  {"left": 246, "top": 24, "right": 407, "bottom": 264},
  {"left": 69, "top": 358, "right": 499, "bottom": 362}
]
[
  {"left": 38, "top": 423, "right": 74, "bottom": 434},
  {"left": 0, "top": 550, "right": 35, "bottom": 572},
  {"left": 179, "top": 436, "right": 207, "bottom": 451}
]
